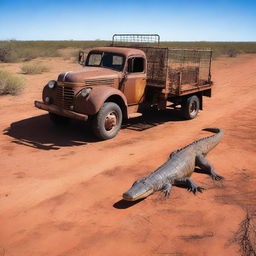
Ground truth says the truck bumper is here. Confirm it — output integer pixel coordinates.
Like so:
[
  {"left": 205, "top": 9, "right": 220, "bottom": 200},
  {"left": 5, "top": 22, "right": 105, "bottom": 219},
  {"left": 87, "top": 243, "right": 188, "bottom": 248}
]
[{"left": 34, "top": 101, "right": 88, "bottom": 121}]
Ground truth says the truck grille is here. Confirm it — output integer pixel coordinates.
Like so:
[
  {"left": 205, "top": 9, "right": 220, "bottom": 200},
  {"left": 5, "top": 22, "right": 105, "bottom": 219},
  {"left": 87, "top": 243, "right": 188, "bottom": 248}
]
[
  {"left": 56, "top": 85, "right": 74, "bottom": 110},
  {"left": 85, "top": 78, "right": 114, "bottom": 86}
]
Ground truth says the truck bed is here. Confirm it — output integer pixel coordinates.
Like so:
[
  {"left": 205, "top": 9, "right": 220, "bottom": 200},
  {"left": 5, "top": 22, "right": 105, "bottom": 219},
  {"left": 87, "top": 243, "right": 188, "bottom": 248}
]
[{"left": 168, "top": 65, "right": 212, "bottom": 96}]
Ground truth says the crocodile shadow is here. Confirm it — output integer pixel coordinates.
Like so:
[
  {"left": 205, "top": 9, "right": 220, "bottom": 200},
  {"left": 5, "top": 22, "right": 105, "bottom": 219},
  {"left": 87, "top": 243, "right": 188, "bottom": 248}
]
[{"left": 113, "top": 198, "right": 145, "bottom": 209}]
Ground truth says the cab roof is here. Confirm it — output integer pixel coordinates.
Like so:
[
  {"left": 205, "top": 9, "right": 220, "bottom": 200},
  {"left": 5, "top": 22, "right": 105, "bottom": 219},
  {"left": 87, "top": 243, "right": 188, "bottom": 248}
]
[{"left": 90, "top": 47, "right": 146, "bottom": 58}]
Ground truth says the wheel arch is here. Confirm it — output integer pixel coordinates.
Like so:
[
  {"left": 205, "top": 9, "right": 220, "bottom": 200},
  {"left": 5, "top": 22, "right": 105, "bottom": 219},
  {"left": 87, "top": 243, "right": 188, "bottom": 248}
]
[
  {"left": 105, "top": 94, "right": 128, "bottom": 119},
  {"left": 82, "top": 86, "right": 128, "bottom": 117}
]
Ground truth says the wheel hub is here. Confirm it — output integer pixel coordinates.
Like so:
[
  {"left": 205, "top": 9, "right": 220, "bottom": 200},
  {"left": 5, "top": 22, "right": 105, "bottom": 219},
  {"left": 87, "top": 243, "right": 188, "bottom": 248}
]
[
  {"left": 105, "top": 111, "right": 117, "bottom": 131},
  {"left": 190, "top": 101, "right": 197, "bottom": 115}
]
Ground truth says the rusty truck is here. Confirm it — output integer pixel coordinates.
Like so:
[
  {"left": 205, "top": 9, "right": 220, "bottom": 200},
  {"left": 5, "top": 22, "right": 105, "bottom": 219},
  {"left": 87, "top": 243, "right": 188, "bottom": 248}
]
[{"left": 35, "top": 34, "right": 213, "bottom": 140}]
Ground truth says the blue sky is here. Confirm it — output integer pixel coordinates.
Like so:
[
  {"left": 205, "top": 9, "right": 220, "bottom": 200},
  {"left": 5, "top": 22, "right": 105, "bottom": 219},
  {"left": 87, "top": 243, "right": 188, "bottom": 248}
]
[{"left": 0, "top": 0, "right": 255, "bottom": 41}]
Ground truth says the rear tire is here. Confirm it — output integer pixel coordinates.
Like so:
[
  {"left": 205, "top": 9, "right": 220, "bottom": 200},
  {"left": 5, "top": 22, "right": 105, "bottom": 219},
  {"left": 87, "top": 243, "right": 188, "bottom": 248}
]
[
  {"left": 182, "top": 95, "right": 200, "bottom": 120},
  {"left": 92, "top": 102, "right": 122, "bottom": 140},
  {"left": 49, "top": 113, "right": 70, "bottom": 125}
]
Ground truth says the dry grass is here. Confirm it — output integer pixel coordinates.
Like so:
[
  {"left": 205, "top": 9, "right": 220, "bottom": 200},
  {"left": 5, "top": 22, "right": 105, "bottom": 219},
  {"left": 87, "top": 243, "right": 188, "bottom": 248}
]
[
  {"left": 232, "top": 212, "right": 256, "bottom": 256},
  {"left": 0, "top": 40, "right": 105, "bottom": 62},
  {"left": 0, "top": 40, "right": 256, "bottom": 63},
  {"left": 0, "top": 69, "right": 25, "bottom": 95},
  {"left": 21, "top": 63, "right": 49, "bottom": 74}
]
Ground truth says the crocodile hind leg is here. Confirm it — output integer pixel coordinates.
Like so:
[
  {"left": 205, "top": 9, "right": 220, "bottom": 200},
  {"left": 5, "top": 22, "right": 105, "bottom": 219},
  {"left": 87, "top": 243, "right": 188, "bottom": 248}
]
[
  {"left": 174, "top": 178, "right": 204, "bottom": 194},
  {"left": 196, "top": 154, "right": 224, "bottom": 180}
]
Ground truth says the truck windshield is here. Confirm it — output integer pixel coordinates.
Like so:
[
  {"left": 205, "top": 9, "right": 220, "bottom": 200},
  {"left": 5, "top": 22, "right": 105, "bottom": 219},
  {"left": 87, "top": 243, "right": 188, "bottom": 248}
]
[{"left": 86, "top": 52, "right": 124, "bottom": 71}]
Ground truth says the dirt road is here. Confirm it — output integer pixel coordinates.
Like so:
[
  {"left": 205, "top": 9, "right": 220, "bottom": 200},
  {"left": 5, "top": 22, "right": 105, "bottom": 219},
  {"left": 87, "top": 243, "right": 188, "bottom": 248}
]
[{"left": 0, "top": 55, "right": 256, "bottom": 256}]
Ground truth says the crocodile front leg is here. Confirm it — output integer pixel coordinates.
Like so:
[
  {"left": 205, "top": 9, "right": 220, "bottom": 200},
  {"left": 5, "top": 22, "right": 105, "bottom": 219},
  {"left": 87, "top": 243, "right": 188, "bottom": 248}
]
[
  {"left": 174, "top": 177, "right": 204, "bottom": 194},
  {"left": 196, "top": 154, "right": 223, "bottom": 180},
  {"left": 161, "top": 183, "right": 172, "bottom": 197}
]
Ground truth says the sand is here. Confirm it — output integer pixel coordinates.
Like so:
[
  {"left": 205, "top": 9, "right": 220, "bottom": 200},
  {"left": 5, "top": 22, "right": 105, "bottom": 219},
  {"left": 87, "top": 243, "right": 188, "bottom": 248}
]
[{"left": 0, "top": 54, "right": 255, "bottom": 256}]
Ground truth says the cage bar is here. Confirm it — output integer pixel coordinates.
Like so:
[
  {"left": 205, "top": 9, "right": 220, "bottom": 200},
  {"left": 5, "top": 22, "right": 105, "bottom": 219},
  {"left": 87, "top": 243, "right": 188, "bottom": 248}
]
[
  {"left": 112, "top": 34, "right": 160, "bottom": 46},
  {"left": 168, "top": 48, "right": 212, "bottom": 95}
]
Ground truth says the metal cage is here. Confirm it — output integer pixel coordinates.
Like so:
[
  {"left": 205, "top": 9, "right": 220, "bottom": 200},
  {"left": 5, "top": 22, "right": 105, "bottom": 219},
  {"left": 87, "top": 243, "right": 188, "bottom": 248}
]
[
  {"left": 112, "top": 34, "right": 160, "bottom": 46},
  {"left": 168, "top": 48, "right": 212, "bottom": 94},
  {"left": 110, "top": 34, "right": 212, "bottom": 95}
]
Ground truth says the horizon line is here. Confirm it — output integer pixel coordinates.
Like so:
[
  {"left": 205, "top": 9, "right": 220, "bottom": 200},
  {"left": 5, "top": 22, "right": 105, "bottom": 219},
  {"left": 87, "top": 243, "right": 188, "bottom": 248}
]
[{"left": 1, "top": 39, "right": 256, "bottom": 43}]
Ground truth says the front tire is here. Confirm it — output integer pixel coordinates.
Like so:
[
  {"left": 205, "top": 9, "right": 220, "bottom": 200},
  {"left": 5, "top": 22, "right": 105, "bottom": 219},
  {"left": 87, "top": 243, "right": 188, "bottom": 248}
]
[
  {"left": 182, "top": 95, "right": 200, "bottom": 120},
  {"left": 92, "top": 102, "right": 122, "bottom": 140}
]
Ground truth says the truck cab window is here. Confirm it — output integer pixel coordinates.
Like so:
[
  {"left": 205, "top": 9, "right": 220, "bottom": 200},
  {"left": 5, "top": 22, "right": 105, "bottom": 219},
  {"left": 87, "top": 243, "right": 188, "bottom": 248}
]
[
  {"left": 86, "top": 52, "right": 124, "bottom": 71},
  {"left": 88, "top": 53, "right": 102, "bottom": 66},
  {"left": 128, "top": 57, "right": 144, "bottom": 73}
]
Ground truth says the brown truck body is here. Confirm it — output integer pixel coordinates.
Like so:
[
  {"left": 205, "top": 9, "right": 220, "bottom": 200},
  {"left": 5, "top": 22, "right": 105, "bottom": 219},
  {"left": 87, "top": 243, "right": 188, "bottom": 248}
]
[{"left": 35, "top": 34, "right": 213, "bottom": 140}]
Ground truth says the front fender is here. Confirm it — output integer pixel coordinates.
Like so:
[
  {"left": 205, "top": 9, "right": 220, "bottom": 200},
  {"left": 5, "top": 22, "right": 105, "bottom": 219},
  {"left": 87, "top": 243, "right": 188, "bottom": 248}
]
[{"left": 74, "top": 86, "right": 128, "bottom": 117}]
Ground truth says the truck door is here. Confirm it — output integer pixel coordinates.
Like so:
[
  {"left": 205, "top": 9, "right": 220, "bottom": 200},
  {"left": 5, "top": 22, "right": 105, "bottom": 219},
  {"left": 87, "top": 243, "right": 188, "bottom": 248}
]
[{"left": 122, "top": 57, "right": 146, "bottom": 105}]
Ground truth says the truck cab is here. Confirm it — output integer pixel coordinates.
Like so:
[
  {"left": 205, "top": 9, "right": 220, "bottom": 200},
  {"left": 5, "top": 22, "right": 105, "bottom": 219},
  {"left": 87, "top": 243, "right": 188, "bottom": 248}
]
[
  {"left": 35, "top": 46, "right": 148, "bottom": 140},
  {"left": 81, "top": 47, "right": 147, "bottom": 105},
  {"left": 35, "top": 34, "right": 213, "bottom": 140}
]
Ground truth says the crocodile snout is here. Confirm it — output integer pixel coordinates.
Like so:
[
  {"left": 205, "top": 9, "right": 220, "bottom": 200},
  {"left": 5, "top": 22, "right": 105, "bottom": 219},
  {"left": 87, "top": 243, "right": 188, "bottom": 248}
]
[{"left": 122, "top": 191, "right": 134, "bottom": 201}]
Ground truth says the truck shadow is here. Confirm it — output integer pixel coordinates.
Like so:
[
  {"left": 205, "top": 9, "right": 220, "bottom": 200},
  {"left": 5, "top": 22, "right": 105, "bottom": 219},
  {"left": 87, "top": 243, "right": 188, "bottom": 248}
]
[
  {"left": 3, "top": 109, "right": 184, "bottom": 151},
  {"left": 122, "top": 109, "right": 184, "bottom": 131},
  {"left": 3, "top": 114, "right": 96, "bottom": 150}
]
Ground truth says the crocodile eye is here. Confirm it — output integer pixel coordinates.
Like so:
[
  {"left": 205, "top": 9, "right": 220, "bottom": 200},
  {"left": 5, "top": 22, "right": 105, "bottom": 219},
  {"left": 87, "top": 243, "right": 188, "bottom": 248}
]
[{"left": 132, "top": 180, "right": 138, "bottom": 186}]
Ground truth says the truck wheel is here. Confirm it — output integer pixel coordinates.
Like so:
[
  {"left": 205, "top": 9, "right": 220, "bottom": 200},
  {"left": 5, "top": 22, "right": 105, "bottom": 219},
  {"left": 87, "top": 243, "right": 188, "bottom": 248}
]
[
  {"left": 182, "top": 95, "right": 200, "bottom": 120},
  {"left": 49, "top": 113, "right": 70, "bottom": 125},
  {"left": 92, "top": 102, "right": 122, "bottom": 140}
]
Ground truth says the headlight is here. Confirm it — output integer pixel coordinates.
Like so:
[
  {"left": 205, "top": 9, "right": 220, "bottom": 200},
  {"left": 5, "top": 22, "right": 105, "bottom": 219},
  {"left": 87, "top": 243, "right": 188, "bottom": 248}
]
[
  {"left": 80, "top": 88, "right": 91, "bottom": 97},
  {"left": 48, "top": 80, "right": 56, "bottom": 89}
]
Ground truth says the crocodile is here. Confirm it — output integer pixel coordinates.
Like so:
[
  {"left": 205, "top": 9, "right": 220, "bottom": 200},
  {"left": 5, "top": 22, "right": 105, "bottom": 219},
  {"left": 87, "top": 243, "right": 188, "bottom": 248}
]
[{"left": 123, "top": 128, "right": 224, "bottom": 201}]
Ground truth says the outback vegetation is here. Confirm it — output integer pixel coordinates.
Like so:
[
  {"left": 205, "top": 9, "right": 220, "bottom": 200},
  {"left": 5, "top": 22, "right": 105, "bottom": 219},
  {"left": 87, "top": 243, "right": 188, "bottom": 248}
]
[
  {"left": 0, "top": 69, "right": 25, "bottom": 95},
  {"left": 0, "top": 40, "right": 256, "bottom": 63},
  {"left": 0, "top": 40, "right": 107, "bottom": 62},
  {"left": 232, "top": 212, "right": 256, "bottom": 256},
  {"left": 21, "top": 63, "right": 49, "bottom": 74}
]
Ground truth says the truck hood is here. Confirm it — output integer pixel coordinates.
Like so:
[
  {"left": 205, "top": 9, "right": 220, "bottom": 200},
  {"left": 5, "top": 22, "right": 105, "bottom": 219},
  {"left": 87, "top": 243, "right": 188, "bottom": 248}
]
[{"left": 57, "top": 66, "right": 121, "bottom": 85}]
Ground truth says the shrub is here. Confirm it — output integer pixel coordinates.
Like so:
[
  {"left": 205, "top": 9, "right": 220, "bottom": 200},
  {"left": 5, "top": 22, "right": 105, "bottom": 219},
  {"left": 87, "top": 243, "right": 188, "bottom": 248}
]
[
  {"left": 20, "top": 48, "right": 60, "bottom": 61},
  {"left": 0, "top": 70, "right": 25, "bottom": 95},
  {"left": 21, "top": 63, "right": 49, "bottom": 74},
  {"left": 0, "top": 43, "right": 19, "bottom": 62},
  {"left": 0, "top": 41, "right": 61, "bottom": 62},
  {"left": 227, "top": 48, "right": 239, "bottom": 57},
  {"left": 4, "top": 51, "right": 20, "bottom": 62}
]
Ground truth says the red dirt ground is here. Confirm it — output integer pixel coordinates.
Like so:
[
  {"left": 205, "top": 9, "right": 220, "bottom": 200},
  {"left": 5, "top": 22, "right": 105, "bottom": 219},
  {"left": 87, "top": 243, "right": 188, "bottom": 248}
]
[{"left": 0, "top": 55, "right": 256, "bottom": 256}]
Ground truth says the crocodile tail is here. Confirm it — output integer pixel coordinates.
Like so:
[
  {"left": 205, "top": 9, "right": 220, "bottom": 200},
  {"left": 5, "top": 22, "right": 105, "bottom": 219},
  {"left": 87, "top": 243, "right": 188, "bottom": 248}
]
[{"left": 198, "top": 128, "right": 224, "bottom": 154}]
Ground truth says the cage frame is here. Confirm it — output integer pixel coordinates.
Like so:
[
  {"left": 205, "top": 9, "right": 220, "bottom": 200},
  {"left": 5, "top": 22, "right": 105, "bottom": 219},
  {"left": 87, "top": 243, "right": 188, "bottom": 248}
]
[{"left": 112, "top": 34, "right": 160, "bottom": 46}]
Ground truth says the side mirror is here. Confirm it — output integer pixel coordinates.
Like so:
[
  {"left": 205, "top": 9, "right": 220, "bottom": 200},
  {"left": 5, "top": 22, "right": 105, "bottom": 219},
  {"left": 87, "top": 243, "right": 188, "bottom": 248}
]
[
  {"left": 78, "top": 51, "right": 85, "bottom": 65},
  {"left": 123, "top": 71, "right": 128, "bottom": 81}
]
